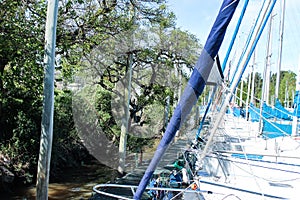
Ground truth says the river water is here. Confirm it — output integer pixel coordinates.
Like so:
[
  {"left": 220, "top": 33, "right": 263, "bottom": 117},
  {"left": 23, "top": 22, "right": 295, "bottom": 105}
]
[
  {"left": 0, "top": 139, "right": 162, "bottom": 200},
  {"left": 0, "top": 160, "right": 119, "bottom": 200}
]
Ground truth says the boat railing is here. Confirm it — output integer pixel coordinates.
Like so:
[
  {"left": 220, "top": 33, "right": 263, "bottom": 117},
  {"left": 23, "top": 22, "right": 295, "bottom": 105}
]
[{"left": 92, "top": 182, "right": 212, "bottom": 200}]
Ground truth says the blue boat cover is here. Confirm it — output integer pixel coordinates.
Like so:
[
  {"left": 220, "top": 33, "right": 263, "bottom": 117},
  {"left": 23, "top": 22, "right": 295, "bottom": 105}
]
[
  {"left": 293, "top": 91, "right": 300, "bottom": 118},
  {"left": 248, "top": 103, "right": 260, "bottom": 122},
  {"left": 133, "top": 0, "right": 240, "bottom": 199},
  {"left": 248, "top": 100, "right": 293, "bottom": 123},
  {"left": 262, "top": 120, "right": 292, "bottom": 138},
  {"left": 274, "top": 99, "right": 293, "bottom": 120}
]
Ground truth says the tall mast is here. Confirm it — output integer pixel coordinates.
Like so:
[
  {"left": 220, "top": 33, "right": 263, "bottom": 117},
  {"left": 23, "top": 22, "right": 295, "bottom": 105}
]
[
  {"left": 246, "top": 70, "right": 252, "bottom": 118},
  {"left": 133, "top": 1, "right": 240, "bottom": 198},
  {"left": 275, "top": 0, "right": 286, "bottom": 99},
  {"left": 250, "top": 50, "right": 256, "bottom": 104},
  {"left": 259, "top": 11, "right": 274, "bottom": 134},
  {"left": 263, "top": 12, "right": 273, "bottom": 104},
  {"left": 240, "top": 79, "right": 244, "bottom": 107},
  {"left": 292, "top": 56, "right": 300, "bottom": 136}
]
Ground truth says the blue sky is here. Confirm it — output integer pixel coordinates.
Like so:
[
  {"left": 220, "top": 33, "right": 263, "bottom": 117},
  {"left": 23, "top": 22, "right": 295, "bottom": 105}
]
[{"left": 167, "top": 0, "right": 300, "bottom": 76}]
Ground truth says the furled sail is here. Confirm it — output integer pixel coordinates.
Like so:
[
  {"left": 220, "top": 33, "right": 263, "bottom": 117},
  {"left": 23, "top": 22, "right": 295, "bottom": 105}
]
[{"left": 133, "top": 0, "right": 240, "bottom": 199}]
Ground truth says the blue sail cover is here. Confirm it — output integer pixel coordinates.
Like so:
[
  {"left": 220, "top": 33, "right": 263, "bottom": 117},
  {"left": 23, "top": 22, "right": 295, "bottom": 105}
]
[
  {"left": 133, "top": 1, "right": 240, "bottom": 199},
  {"left": 274, "top": 99, "right": 293, "bottom": 120},
  {"left": 248, "top": 103, "right": 273, "bottom": 122},
  {"left": 293, "top": 91, "right": 300, "bottom": 118},
  {"left": 262, "top": 102, "right": 274, "bottom": 119},
  {"left": 248, "top": 103, "right": 260, "bottom": 122},
  {"left": 262, "top": 120, "right": 292, "bottom": 138},
  {"left": 261, "top": 101, "right": 292, "bottom": 120},
  {"left": 248, "top": 101, "right": 292, "bottom": 122}
]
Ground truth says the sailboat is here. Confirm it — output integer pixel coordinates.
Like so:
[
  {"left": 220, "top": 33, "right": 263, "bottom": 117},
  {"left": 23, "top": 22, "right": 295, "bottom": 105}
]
[
  {"left": 195, "top": 0, "right": 300, "bottom": 199},
  {"left": 91, "top": 0, "right": 300, "bottom": 199}
]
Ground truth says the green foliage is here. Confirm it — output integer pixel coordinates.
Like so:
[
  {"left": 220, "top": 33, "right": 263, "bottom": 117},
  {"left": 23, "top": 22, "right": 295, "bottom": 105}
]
[
  {"left": 127, "top": 135, "right": 154, "bottom": 153},
  {"left": 0, "top": 0, "right": 203, "bottom": 185},
  {"left": 1, "top": 110, "right": 39, "bottom": 184},
  {"left": 275, "top": 70, "right": 296, "bottom": 106},
  {"left": 51, "top": 90, "right": 89, "bottom": 178},
  {"left": 237, "top": 71, "right": 296, "bottom": 107},
  {"left": 94, "top": 87, "right": 120, "bottom": 140}
]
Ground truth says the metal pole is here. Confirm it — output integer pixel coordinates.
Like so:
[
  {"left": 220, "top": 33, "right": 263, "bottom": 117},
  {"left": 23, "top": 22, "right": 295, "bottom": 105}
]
[
  {"left": 36, "top": 0, "right": 58, "bottom": 199},
  {"left": 263, "top": 12, "right": 273, "bottom": 104},
  {"left": 200, "top": 0, "right": 277, "bottom": 162},
  {"left": 240, "top": 79, "right": 244, "bottom": 107},
  {"left": 222, "top": 0, "right": 249, "bottom": 71},
  {"left": 275, "top": 0, "right": 286, "bottom": 98},
  {"left": 292, "top": 56, "right": 300, "bottom": 136},
  {"left": 250, "top": 51, "right": 256, "bottom": 104},
  {"left": 246, "top": 71, "right": 252, "bottom": 119}
]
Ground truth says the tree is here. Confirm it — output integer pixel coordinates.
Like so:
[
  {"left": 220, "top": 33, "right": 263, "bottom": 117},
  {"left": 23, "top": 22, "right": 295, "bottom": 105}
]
[
  {"left": 276, "top": 70, "right": 296, "bottom": 107},
  {"left": 71, "top": 14, "right": 201, "bottom": 171},
  {"left": 0, "top": 0, "right": 203, "bottom": 185},
  {"left": 0, "top": 0, "right": 45, "bottom": 184},
  {"left": 0, "top": 1, "right": 45, "bottom": 143}
]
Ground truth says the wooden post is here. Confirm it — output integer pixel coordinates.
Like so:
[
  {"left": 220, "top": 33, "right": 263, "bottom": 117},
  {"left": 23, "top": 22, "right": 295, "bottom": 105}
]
[{"left": 36, "top": 0, "right": 58, "bottom": 199}]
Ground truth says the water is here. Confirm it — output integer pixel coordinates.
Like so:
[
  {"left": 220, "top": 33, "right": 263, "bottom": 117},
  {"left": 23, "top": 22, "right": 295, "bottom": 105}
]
[
  {"left": 0, "top": 160, "right": 118, "bottom": 200},
  {"left": 0, "top": 139, "right": 167, "bottom": 200}
]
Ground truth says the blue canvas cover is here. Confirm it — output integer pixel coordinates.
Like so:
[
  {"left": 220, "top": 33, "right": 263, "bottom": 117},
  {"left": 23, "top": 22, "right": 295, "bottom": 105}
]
[
  {"left": 262, "top": 120, "right": 292, "bottom": 138},
  {"left": 262, "top": 102, "right": 274, "bottom": 119},
  {"left": 274, "top": 99, "right": 292, "bottom": 120},
  {"left": 248, "top": 103, "right": 260, "bottom": 122},
  {"left": 133, "top": 1, "right": 240, "bottom": 199},
  {"left": 293, "top": 91, "right": 300, "bottom": 118},
  {"left": 248, "top": 101, "right": 292, "bottom": 122}
]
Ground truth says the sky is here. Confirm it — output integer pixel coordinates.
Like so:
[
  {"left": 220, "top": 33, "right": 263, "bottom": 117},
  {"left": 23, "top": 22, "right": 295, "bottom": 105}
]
[{"left": 167, "top": 0, "right": 300, "bottom": 77}]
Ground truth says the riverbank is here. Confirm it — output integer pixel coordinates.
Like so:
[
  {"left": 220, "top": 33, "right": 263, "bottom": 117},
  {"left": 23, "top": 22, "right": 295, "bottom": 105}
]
[
  {"left": 0, "top": 160, "right": 119, "bottom": 200},
  {"left": 0, "top": 139, "right": 161, "bottom": 199}
]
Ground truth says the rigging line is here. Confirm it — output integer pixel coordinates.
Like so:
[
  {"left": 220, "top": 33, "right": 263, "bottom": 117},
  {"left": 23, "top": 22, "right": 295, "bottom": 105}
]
[
  {"left": 233, "top": 3, "right": 275, "bottom": 85},
  {"left": 196, "top": 82, "right": 220, "bottom": 140},
  {"left": 135, "top": 1, "right": 241, "bottom": 198},
  {"left": 169, "top": 181, "right": 200, "bottom": 200},
  {"left": 234, "top": 85, "right": 293, "bottom": 118},
  {"left": 275, "top": 0, "right": 285, "bottom": 98},
  {"left": 234, "top": 0, "right": 277, "bottom": 89},
  {"left": 276, "top": 2, "right": 299, "bottom": 73},
  {"left": 221, "top": 194, "right": 242, "bottom": 200},
  {"left": 229, "top": 0, "right": 267, "bottom": 84},
  {"left": 228, "top": 157, "right": 300, "bottom": 183},
  {"left": 246, "top": 103, "right": 293, "bottom": 137},
  {"left": 197, "top": 0, "right": 250, "bottom": 138},
  {"left": 196, "top": 86, "right": 217, "bottom": 139},
  {"left": 217, "top": 151, "right": 300, "bottom": 163},
  {"left": 222, "top": 0, "right": 249, "bottom": 71},
  {"left": 199, "top": 179, "right": 286, "bottom": 199},
  {"left": 233, "top": 130, "right": 265, "bottom": 196},
  {"left": 231, "top": 91, "right": 294, "bottom": 138}
]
